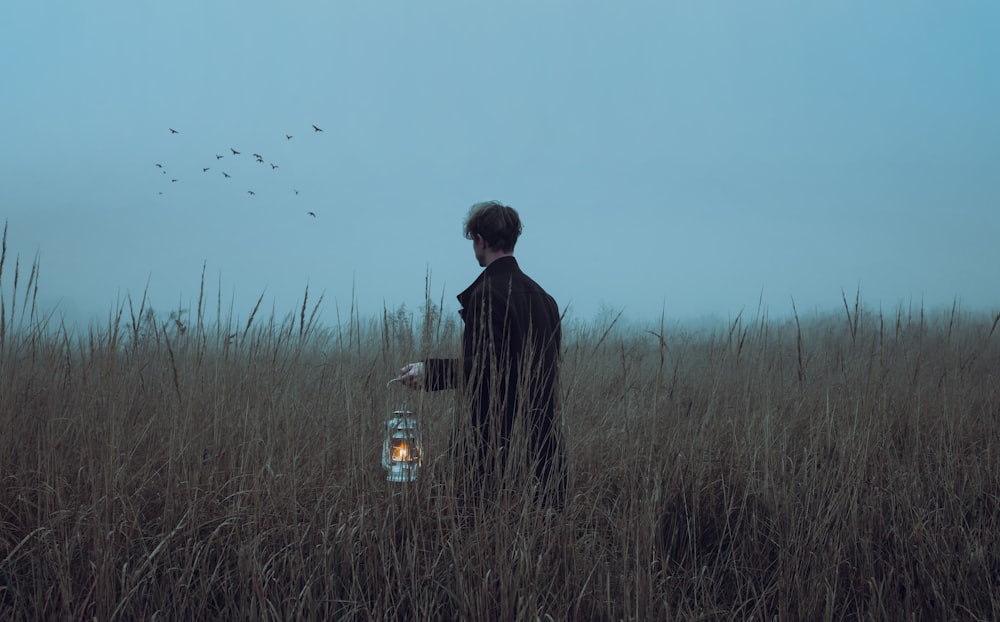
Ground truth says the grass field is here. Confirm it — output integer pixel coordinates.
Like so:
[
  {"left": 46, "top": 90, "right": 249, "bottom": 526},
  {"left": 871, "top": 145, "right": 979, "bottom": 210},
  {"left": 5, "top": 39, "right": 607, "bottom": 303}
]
[{"left": 2, "top": 234, "right": 998, "bottom": 619}]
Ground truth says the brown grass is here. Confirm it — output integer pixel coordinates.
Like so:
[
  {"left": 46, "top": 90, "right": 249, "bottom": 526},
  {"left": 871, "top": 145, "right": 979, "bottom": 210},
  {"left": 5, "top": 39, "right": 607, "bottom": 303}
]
[{"left": 1, "top": 226, "right": 998, "bottom": 620}]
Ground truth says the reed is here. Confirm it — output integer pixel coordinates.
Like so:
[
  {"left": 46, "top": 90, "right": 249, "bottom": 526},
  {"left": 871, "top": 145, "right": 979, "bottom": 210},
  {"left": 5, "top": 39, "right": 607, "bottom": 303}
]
[{"left": 1, "top": 226, "right": 997, "bottom": 620}]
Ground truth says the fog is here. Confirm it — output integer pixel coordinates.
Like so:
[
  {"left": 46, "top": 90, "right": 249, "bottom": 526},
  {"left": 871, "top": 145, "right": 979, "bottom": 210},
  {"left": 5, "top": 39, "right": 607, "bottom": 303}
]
[{"left": 2, "top": 2, "right": 997, "bottom": 333}]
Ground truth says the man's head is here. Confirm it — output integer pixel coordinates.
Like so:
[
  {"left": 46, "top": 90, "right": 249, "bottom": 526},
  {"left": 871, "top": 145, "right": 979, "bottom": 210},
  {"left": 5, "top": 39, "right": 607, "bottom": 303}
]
[
  {"left": 464, "top": 201, "right": 522, "bottom": 267},
  {"left": 464, "top": 200, "right": 522, "bottom": 254}
]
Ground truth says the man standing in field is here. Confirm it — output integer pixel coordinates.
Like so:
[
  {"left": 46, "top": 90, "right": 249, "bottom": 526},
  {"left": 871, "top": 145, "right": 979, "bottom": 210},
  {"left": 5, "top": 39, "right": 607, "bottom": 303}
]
[{"left": 400, "top": 201, "right": 566, "bottom": 507}]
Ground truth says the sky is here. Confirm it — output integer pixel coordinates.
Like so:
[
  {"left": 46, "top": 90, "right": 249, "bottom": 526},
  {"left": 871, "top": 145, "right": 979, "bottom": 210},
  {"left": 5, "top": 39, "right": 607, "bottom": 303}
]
[{"left": 2, "top": 1, "right": 998, "bottom": 333}]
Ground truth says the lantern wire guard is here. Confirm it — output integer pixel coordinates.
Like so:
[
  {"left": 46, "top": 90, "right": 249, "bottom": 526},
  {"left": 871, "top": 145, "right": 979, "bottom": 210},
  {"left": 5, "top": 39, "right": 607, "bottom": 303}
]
[{"left": 383, "top": 377, "right": 424, "bottom": 483}]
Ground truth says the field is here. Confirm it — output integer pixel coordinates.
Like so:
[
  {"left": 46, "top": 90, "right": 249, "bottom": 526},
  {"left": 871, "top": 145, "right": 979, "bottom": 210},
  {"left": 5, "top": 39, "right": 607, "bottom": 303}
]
[{"left": 2, "top": 242, "right": 998, "bottom": 619}]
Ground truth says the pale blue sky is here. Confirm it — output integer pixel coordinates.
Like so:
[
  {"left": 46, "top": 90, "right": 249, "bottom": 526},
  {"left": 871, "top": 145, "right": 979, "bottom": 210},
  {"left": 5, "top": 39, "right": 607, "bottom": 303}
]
[{"left": 2, "top": 1, "right": 998, "bottom": 331}]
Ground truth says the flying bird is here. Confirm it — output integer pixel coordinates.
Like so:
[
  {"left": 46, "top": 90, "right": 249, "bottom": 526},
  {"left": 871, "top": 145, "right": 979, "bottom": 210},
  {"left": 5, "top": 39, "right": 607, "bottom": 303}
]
[
  {"left": 222, "top": 171, "right": 231, "bottom": 178},
  {"left": 171, "top": 178, "right": 178, "bottom": 183},
  {"left": 169, "top": 128, "right": 179, "bottom": 134},
  {"left": 202, "top": 167, "right": 210, "bottom": 172},
  {"left": 312, "top": 125, "right": 323, "bottom": 132},
  {"left": 286, "top": 134, "right": 293, "bottom": 140},
  {"left": 270, "top": 163, "right": 278, "bottom": 170},
  {"left": 248, "top": 190, "right": 256, "bottom": 196},
  {"left": 230, "top": 148, "right": 240, "bottom": 155},
  {"left": 253, "top": 153, "right": 263, "bottom": 159},
  {"left": 307, "top": 211, "right": 316, "bottom": 217},
  {"left": 216, "top": 154, "right": 224, "bottom": 160},
  {"left": 293, "top": 189, "right": 299, "bottom": 195},
  {"left": 155, "top": 163, "right": 163, "bottom": 168}
]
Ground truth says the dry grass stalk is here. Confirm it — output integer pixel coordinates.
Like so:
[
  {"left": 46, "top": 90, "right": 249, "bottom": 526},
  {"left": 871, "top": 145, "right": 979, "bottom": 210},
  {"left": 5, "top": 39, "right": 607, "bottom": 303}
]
[{"left": 0, "top": 231, "right": 997, "bottom": 619}]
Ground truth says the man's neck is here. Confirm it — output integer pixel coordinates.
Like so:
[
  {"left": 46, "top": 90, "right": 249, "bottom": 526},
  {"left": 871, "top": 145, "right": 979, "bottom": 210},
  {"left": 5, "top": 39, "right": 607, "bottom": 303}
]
[{"left": 483, "top": 251, "right": 513, "bottom": 267}]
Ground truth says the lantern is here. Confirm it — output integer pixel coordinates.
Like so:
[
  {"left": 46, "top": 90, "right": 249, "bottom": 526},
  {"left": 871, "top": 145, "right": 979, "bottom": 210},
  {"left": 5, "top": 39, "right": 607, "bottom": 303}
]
[{"left": 382, "top": 410, "right": 423, "bottom": 482}]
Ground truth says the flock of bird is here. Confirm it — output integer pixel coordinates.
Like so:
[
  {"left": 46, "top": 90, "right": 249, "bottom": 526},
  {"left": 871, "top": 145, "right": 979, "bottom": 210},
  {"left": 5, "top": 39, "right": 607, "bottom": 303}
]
[{"left": 155, "top": 124, "right": 325, "bottom": 218}]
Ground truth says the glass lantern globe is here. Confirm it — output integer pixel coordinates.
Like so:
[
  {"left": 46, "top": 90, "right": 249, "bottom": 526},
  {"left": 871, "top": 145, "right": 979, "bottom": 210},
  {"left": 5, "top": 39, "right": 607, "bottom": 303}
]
[{"left": 382, "top": 410, "right": 423, "bottom": 483}]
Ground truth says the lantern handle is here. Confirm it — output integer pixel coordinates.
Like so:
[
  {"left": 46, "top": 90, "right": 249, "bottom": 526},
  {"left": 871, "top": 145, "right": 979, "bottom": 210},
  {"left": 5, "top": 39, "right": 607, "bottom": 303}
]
[{"left": 385, "top": 376, "right": 411, "bottom": 411}]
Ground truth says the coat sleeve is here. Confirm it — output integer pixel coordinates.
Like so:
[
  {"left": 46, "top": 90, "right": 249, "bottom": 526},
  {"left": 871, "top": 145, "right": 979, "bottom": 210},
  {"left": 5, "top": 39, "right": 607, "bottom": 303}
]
[
  {"left": 423, "top": 276, "right": 510, "bottom": 394},
  {"left": 423, "top": 358, "right": 459, "bottom": 391}
]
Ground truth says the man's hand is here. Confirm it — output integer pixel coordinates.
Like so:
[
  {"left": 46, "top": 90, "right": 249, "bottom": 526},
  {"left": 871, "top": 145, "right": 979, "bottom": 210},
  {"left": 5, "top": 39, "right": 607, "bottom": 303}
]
[{"left": 398, "top": 362, "right": 424, "bottom": 390}]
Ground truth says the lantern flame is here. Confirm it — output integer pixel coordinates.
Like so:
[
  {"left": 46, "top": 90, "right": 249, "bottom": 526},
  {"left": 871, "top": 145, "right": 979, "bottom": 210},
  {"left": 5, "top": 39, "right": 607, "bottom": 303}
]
[{"left": 391, "top": 439, "right": 411, "bottom": 462}]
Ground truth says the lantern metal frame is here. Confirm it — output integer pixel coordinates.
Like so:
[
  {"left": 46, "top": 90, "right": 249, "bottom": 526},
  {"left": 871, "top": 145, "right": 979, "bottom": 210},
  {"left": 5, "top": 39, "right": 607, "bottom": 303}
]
[{"left": 382, "top": 379, "right": 424, "bottom": 483}]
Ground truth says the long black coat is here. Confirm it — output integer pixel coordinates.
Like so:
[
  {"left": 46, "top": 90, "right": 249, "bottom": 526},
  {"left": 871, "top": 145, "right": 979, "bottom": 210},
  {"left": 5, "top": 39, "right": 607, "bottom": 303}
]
[{"left": 424, "top": 256, "right": 564, "bottom": 499}]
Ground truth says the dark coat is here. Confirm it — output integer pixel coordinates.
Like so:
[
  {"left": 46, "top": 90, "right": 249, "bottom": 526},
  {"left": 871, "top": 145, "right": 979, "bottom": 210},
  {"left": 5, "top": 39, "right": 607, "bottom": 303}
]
[{"left": 424, "top": 256, "right": 564, "bottom": 500}]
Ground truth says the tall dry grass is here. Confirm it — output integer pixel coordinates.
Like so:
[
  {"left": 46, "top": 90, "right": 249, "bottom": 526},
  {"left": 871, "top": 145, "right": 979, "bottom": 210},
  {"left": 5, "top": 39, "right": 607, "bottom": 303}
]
[{"left": 1, "top": 225, "right": 998, "bottom": 620}]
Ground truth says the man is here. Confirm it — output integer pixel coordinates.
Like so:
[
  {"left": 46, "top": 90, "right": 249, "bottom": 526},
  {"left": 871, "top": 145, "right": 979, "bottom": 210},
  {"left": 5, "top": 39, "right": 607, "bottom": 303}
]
[{"left": 400, "top": 201, "right": 565, "bottom": 506}]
